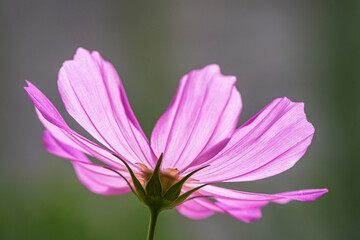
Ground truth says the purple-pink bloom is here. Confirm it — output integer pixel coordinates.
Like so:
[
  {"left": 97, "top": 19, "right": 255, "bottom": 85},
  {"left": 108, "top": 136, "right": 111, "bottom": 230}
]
[{"left": 25, "top": 48, "right": 327, "bottom": 222}]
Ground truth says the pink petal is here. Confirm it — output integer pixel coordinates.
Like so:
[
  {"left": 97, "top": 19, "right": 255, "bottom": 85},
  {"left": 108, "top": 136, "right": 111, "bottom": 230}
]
[
  {"left": 176, "top": 198, "right": 217, "bottom": 220},
  {"left": 178, "top": 184, "right": 327, "bottom": 222},
  {"left": 192, "top": 97, "right": 315, "bottom": 182},
  {"left": 199, "top": 185, "right": 328, "bottom": 202},
  {"left": 25, "top": 80, "right": 134, "bottom": 170},
  {"left": 178, "top": 196, "right": 263, "bottom": 223},
  {"left": 58, "top": 48, "right": 156, "bottom": 167},
  {"left": 43, "top": 130, "right": 131, "bottom": 195},
  {"left": 151, "top": 64, "right": 242, "bottom": 171}
]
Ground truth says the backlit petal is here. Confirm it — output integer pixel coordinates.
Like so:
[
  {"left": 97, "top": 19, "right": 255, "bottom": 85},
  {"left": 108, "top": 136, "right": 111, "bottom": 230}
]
[
  {"left": 43, "top": 130, "right": 131, "bottom": 195},
  {"left": 58, "top": 48, "right": 156, "bottom": 167},
  {"left": 178, "top": 184, "right": 327, "bottom": 222},
  {"left": 193, "top": 97, "right": 315, "bottom": 182},
  {"left": 25, "top": 81, "right": 135, "bottom": 170},
  {"left": 151, "top": 64, "right": 242, "bottom": 171},
  {"left": 176, "top": 198, "right": 217, "bottom": 220}
]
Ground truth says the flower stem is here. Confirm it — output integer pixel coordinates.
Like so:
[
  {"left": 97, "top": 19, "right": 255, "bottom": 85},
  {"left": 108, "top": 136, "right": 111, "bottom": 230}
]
[{"left": 147, "top": 208, "right": 160, "bottom": 240}]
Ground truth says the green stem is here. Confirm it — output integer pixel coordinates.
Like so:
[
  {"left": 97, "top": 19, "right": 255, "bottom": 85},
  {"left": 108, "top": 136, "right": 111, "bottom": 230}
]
[{"left": 147, "top": 208, "right": 160, "bottom": 240}]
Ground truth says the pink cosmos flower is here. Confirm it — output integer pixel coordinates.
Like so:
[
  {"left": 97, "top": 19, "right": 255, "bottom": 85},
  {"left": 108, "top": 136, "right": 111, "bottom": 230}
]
[{"left": 25, "top": 48, "right": 327, "bottom": 223}]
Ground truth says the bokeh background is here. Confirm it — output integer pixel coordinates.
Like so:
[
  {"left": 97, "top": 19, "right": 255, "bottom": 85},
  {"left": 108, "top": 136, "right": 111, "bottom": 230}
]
[{"left": 0, "top": 0, "right": 358, "bottom": 239}]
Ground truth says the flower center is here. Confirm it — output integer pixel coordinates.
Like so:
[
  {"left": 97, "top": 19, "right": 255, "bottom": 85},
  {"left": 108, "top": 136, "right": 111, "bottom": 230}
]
[{"left": 136, "top": 163, "right": 181, "bottom": 194}]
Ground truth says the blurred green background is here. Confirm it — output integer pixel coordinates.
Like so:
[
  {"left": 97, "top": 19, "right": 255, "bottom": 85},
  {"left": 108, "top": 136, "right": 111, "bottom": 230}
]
[{"left": 0, "top": 0, "right": 358, "bottom": 239}]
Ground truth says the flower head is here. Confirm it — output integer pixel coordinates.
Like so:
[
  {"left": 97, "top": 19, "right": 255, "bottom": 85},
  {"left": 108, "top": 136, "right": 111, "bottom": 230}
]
[{"left": 25, "top": 48, "right": 327, "bottom": 222}]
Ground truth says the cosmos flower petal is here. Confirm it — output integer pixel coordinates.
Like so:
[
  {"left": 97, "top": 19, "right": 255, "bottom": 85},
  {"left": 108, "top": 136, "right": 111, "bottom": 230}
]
[
  {"left": 221, "top": 207, "right": 263, "bottom": 223},
  {"left": 73, "top": 164, "right": 131, "bottom": 195},
  {"left": 188, "top": 87, "right": 242, "bottom": 168},
  {"left": 58, "top": 48, "right": 156, "bottom": 167},
  {"left": 193, "top": 97, "right": 315, "bottom": 182},
  {"left": 199, "top": 185, "right": 328, "bottom": 202},
  {"left": 176, "top": 198, "right": 216, "bottom": 219},
  {"left": 43, "top": 130, "right": 131, "bottom": 195},
  {"left": 176, "top": 193, "right": 263, "bottom": 222},
  {"left": 178, "top": 184, "right": 327, "bottom": 222},
  {"left": 25, "top": 80, "right": 134, "bottom": 169},
  {"left": 151, "top": 64, "right": 242, "bottom": 170}
]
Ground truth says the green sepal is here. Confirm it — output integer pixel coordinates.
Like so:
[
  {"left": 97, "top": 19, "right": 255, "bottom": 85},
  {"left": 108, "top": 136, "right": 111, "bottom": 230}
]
[
  {"left": 164, "top": 165, "right": 209, "bottom": 201},
  {"left": 112, "top": 154, "right": 147, "bottom": 202},
  {"left": 170, "top": 184, "right": 208, "bottom": 207},
  {"left": 145, "top": 154, "right": 163, "bottom": 197}
]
